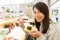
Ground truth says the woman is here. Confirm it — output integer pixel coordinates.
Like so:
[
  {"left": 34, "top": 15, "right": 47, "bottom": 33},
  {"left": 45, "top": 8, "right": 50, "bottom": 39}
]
[{"left": 29, "top": 2, "right": 58, "bottom": 40}]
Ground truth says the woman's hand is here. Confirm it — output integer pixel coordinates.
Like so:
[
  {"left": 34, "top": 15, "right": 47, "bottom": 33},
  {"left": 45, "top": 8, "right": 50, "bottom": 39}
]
[
  {"left": 29, "top": 28, "right": 42, "bottom": 38},
  {"left": 4, "top": 37, "right": 13, "bottom": 40}
]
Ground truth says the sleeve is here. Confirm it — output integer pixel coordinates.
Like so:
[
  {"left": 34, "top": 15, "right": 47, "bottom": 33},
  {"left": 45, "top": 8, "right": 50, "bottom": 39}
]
[
  {"left": 47, "top": 23, "right": 58, "bottom": 40},
  {"left": 37, "top": 23, "right": 58, "bottom": 40}
]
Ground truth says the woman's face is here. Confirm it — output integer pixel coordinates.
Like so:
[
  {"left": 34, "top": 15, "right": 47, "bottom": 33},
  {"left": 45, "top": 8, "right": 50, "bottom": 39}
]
[{"left": 34, "top": 7, "right": 45, "bottom": 22}]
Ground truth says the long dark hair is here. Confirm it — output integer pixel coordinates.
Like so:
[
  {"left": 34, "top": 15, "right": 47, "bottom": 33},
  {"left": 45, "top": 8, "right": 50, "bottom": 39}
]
[{"left": 33, "top": 2, "right": 49, "bottom": 34}]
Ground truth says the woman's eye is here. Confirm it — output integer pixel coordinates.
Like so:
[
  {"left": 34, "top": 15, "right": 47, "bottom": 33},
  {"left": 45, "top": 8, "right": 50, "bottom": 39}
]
[
  {"left": 34, "top": 12, "right": 36, "bottom": 14},
  {"left": 34, "top": 11, "right": 41, "bottom": 14},
  {"left": 37, "top": 11, "right": 40, "bottom": 14}
]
